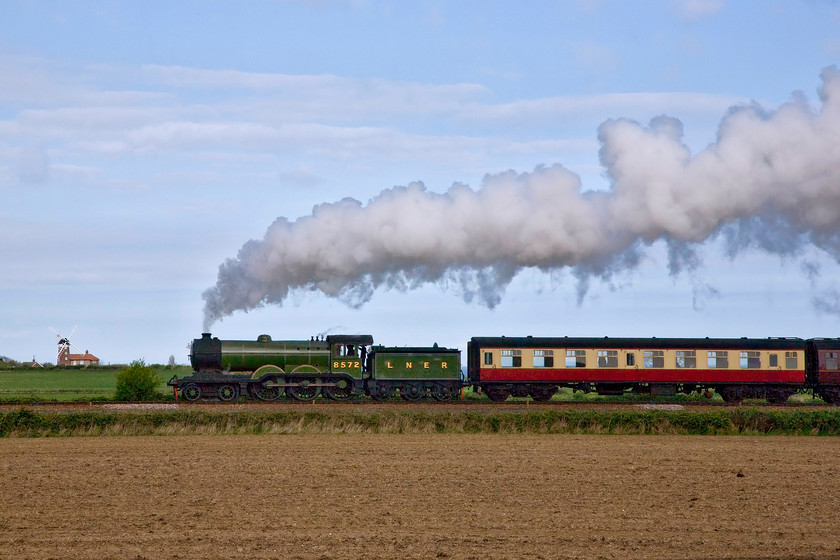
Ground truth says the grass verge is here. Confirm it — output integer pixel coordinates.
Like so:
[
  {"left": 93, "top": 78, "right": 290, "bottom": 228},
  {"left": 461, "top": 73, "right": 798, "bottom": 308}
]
[{"left": 2, "top": 407, "right": 840, "bottom": 437}]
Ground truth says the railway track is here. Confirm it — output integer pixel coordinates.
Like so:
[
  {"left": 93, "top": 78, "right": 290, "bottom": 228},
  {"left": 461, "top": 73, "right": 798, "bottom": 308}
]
[{"left": 1, "top": 398, "right": 835, "bottom": 414}]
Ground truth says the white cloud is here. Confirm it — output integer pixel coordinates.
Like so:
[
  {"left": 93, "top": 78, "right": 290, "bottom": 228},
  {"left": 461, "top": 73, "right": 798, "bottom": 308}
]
[
  {"left": 460, "top": 91, "right": 746, "bottom": 125},
  {"left": 15, "top": 145, "right": 49, "bottom": 183},
  {"left": 0, "top": 55, "right": 75, "bottom": 104},
  {"left": 671, "top": 0, "right": 724, "bottom": 22},
  {"left": 50, "top": 164, "right": 106, "bottom": 183},
  {"left": 0, "top": 55, "right": 762, "bottom": 192},
  {"left": 142, "top": 64, "right": 488, "bottom": 111},
  {"left": 13, "top": 106, "right": 176, "bottom": 138}
]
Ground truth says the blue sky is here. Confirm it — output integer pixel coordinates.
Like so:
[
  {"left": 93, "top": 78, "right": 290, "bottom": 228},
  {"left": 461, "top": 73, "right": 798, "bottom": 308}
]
[{"left": 2, "top": 0, "right": 840, "bottom": 365}]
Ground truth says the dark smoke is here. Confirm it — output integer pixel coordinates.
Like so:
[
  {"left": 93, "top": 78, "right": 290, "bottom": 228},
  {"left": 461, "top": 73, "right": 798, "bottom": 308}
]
[{"left": 203, "top": 67, "right": 840, "bottom": 329}]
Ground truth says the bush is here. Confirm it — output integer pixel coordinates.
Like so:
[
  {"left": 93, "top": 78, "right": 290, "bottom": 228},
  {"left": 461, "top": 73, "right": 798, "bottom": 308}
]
[{"left": 114, "top": 360, "right": 161, "bottom": 401}]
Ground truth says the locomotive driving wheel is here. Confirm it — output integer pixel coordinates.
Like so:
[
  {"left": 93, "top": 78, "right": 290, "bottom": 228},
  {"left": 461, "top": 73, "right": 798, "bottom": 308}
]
[
  {"left": 323, "top": 378, "right": 353, "bottom": 401},
  {"left": 286, "top": 377, "right": 321, "bottom": 402},
  {"left": 250, "top": 379, "right": 281, "bottom": 401},
  {"left": 181, "top": 383, "right": 202, "bottom": 402}
]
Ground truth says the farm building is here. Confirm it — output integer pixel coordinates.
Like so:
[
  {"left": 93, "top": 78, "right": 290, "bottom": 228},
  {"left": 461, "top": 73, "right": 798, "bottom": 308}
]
[{"left": 59, "top": 350, "right": 100, "bottom": 366}]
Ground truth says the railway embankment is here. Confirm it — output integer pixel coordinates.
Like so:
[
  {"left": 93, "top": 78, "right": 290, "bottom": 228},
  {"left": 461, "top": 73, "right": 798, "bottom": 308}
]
[{"left": 2, "top": 404, "right": 840, "bottom": 437}]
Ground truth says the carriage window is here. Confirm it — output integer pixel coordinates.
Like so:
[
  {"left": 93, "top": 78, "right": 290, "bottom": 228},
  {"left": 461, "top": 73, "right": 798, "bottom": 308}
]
[
  {"left": 597, "top": 350, "right": 618, "bottom": 367},
  {"left": 708, "top": 351, "right": 729, "bottom": 369},
  {"left": 740, "top": 351, "right": 761, "bottom": 369},
  {"left": 643, "top": 350, "right": 664, "bottom": 368},
  {"left": 565, "top": 350, "right": 586, "bottom": 368},
  {"left": 533, "top": 350, "right": 554, "bottom": 367},
  {"left": 769, "top": 354, "right": 778, "bottom": 367},
  {"left": 626, "top": 353, "right": 635, "bottom": 366},
  {"left": 675, "top": 351, "right": 696, "bottom": 368},
  {"left": 785, "top": 352, "right": 798, "bottom": 369},
  {"left": 826, "top": 352, "right": 839, "bottom": 370},
  {"left": 484, "top": 352, "right": 493, "bottom": 366},
  {"left": 501, "top": 349, "right": 521, "bottom": 368}
]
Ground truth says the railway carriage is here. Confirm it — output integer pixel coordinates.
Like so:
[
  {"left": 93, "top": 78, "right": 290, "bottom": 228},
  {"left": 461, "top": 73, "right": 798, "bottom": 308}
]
[
  {"left": 468, "top": 336, "right": 809, "bottom": 403},
  {"left": 806, "top": 338, "right": 840, "bottom": 404}
]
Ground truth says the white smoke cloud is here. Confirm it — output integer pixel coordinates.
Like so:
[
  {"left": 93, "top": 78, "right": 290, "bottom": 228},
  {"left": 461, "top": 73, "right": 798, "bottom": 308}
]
[
  {"left": 203, "top": 66, "right": 840, "bottom": 329},
  {"left": 15, "top": 145, "right": 50, "bottom": 183}
]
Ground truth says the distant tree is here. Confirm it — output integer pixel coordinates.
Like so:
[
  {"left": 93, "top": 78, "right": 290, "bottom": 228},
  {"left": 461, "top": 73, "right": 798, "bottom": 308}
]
[
  {"left": 0, "top": 356, "right": 20, "bottom": 368},
  {"left": 114, "top": 360, "right": 161, "bottom": 401},
  {"left": 167, "top": 354, "right": 177, "bottom": 368}
]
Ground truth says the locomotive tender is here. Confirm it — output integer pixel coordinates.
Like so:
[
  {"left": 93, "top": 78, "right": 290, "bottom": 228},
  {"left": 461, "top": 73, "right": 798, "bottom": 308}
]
[{"left": 169, "top": 332, "right": 840, "bottom": 404}]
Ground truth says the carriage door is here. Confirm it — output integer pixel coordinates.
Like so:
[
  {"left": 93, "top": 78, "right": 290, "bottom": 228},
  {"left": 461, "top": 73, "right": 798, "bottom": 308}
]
[{"left": 825, "top": 352, "right": 839, "bottom": 371}]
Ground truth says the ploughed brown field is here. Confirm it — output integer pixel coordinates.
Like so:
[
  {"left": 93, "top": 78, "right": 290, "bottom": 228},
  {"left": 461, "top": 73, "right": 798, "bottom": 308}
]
[{"left": 1, "top": 435, "right": 839, "bottom": 559}]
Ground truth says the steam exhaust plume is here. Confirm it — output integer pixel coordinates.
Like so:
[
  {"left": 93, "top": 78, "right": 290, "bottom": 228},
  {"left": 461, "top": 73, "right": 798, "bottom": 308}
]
[{"left": 203, "top": 67, "right": 840, "bottom": 329}]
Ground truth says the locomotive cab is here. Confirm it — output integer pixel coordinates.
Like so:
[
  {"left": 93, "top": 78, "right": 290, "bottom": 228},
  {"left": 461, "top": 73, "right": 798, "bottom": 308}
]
[{"left": 327, "top": 334, "right": 373, "bottom": 378}]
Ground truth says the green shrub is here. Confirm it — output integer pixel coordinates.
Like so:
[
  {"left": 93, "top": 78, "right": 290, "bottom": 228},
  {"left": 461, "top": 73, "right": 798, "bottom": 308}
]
[{"left": 114, "top": 360, "right": 162, "bottom": 401}]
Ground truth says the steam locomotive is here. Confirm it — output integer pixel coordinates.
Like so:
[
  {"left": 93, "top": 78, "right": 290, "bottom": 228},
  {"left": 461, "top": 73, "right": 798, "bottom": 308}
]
[
  {"left": 168, "top": 333, "right": 840, "bottom": 404},
  {"left": 169, "top": 333, "right": 462, "bottom": 403}
]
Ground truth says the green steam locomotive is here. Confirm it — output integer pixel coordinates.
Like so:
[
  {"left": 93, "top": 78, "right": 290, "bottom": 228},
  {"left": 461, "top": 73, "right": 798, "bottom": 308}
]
[{"left": 168, "top": 332, "right": 462, "bottom": 402}]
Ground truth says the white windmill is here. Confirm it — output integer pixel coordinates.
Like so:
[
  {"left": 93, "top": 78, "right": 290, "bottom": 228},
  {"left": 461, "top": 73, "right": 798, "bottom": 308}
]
[{"left": 49, "top": 325, "right": 80, "bottom": 366}]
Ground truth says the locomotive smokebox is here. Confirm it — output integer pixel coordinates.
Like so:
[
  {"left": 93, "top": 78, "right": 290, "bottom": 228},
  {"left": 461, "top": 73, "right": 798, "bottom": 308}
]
[{"left": 190, "top": 332, "right": 222, "bottom": 370}]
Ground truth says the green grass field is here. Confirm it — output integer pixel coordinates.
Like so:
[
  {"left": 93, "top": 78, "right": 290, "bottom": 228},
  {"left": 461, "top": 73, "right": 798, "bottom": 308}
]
[{"left": 0, "top": 367, "right": 186, "bottom": 401}]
